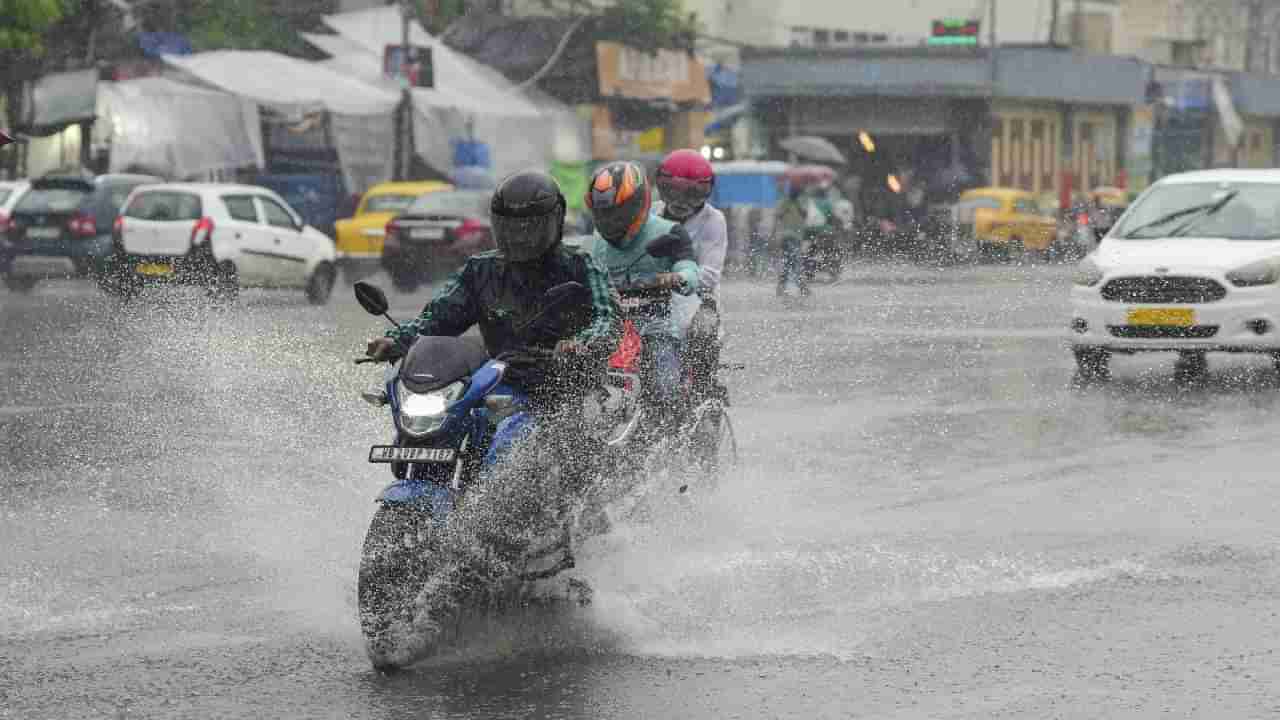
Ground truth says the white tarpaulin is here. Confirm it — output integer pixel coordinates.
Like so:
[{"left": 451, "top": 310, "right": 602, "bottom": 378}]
[
  {"left": 95, "top": 77, "right": 263, "bottom": 179},
  {"left": 315, "top": 6, "right": 587, "bottom": 180},
  {"left": 163, "top": 50, "right": 397, "bottom": 194}
]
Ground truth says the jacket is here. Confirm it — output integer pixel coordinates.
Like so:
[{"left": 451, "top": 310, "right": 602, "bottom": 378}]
[
  {"left": 586, "top": 214, "right": 700, "bottom": 338},
  {"left": 655, "top": 201, "right": 727, "bottom": 336},
  {"left": 386, "top": 243, "right": 618, "bottom": 362}
]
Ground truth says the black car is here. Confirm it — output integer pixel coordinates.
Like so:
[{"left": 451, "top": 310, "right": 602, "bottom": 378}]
[
  {"left": 382, "top": 190, "right": 495, "bottom": 292},
  {"left": 1, "top": 172, "right": 162, "bottom": 293}
]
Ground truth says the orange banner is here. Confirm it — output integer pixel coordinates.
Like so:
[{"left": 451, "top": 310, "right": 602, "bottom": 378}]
[{"left": 596, "top": 41, "right": 710, "bottom": 104}]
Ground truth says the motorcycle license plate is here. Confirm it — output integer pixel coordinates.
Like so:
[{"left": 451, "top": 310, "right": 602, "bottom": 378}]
[
  {"left": 1127, "top": 308, "right": 1194, "bottom": 327},
  {"left": 136, "top": 262, "right": 174, "bottom": 277},
  {"left": 368, "top": 445, "right": 457, "bottom": 464},
  {"left": 410, "top": 227, "right": 443, "bottom": 240}
]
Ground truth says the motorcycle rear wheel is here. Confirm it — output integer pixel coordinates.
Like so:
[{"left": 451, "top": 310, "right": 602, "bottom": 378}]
[{"left": 358, "top": 503, "right": 434, "bottom": 672}]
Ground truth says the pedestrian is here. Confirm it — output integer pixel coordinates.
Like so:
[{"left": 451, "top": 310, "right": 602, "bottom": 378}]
[{"left": 774, "top": 184, "right": 811, "bottom": 298}]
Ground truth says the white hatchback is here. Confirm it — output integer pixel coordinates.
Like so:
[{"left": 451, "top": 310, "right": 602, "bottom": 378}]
[
  {"left": 109, "top": 183, "right": 337, "bottom": 304},
  {"left": 1070, "top": 169, "right": 1280, "bottom": 378}
]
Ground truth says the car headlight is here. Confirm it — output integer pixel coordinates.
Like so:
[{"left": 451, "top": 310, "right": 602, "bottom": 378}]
[
  {"left": 1073, "top": 257, "right": 1104, "bottom": 287},
  {"left": 397, "top": 380, "right": 464, "bottom": 437},
  {"left": 1226, "top": 259, "right": 1280, "bottom": 287}
]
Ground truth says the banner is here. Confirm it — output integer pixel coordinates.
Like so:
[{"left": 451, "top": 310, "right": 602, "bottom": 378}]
[
  {"left": 1127, "top": 105, "right": 1154, "bottom": 192},
  {"left": 596, "top": 41, "right": 710, "bottom": 104},
  {"left": 552, "top": 161, "right": 588, "bottom": 210}
]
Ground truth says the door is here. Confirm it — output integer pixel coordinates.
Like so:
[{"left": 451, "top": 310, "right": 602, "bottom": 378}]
[
  {"left": 218, "top": 194, "right": 270, "bottom": 284},
  {"left": 255, "top": 195, "right": 310, "bottom": 286}
]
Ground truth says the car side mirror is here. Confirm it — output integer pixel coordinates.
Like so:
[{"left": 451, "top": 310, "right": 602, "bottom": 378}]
[{"left": 354, "top": 281, "right": 390, "bottom": 316}]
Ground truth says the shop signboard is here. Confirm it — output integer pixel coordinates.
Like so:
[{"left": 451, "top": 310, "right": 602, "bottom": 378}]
[
  {"left": 928, "top": 19, "right": 980, "bottom": 46},
  {"left": 596, "top": 41, "right": 710, "bottom": 104}
]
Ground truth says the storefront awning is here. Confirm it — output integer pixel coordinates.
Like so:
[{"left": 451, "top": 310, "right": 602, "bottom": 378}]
[
  {"left": 995, "top": 49, "right": 1147, "bottom": 106},
  {"left": 742, "top": 49, "right": 991, "bottom": 98},
  {"left": 743, "top": 47, "right": 1148, "bottom": 106}
]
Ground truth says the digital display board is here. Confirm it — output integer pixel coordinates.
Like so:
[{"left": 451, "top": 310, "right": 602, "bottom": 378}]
[{"left": 928, "top": 19, "right": 981, "bottom": 46}]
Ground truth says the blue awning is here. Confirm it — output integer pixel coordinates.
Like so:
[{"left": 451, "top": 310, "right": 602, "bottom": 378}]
[{"left": 704, "top": 102, "right": 748, "bottom": 135}]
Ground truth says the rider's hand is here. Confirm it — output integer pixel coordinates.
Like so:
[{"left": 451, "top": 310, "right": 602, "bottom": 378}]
[
  {"left": 656, "top": 272, "right": 683, "bottom": 290},
  {"left": 366, "top": 336, "right": 397, "bottom": 361},
  {"left": 555, "top": 339, "right": 586, "bottom": 355}
]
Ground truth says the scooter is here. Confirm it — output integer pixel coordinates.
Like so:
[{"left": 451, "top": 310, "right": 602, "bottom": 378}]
[{"left": 351, "top": 280, "right": 595, "bottom": 672}]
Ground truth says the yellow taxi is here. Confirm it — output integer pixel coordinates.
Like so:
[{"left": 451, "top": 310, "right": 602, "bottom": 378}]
[
  {"left": 334, "top": 181, "right": 450, "bottom": 277},
  {"left": 952, "top": 187, "right": 1058, "bottom": 256}
]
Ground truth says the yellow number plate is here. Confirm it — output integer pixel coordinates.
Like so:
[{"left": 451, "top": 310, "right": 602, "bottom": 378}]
[
  {"left": 1127, "top": 308, "right": 1195, "bottom": 326},
  {"left": 136, "top": 262, "right": 174, "bottom": 277}
]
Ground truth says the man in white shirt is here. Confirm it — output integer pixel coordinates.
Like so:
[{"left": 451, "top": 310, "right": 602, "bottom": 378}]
[{"left": 654, "top": 150, "right": 728, "bottom": 399}]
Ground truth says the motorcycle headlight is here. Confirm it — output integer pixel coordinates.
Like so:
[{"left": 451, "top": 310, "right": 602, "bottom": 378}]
[
  {"left": 1226, "top": 259, "right": 1280, "bottom": 287},
  {"left": 397, "top": 380, "right": 465, "bottom": 437},
  {"left": 1073, "top": 257, "right": 1104, "bottom": 287}
]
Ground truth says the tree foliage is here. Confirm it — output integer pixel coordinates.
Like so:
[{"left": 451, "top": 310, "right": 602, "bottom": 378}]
[
  {"left": 0, "top": 0, "right": 64, "bottom": 55},
  {"left": 597, "top": 0, "right": 699, "bottom": 51}
]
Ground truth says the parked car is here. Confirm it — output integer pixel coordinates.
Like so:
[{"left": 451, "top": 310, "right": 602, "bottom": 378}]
[
  {"left": 1069, "top": 169, "right": 1280, "bottom": 380},
  {"left": 382, "top": 189, "right": 495, "bottom": 292},
  {"left": 947, "top": 187, "right": 1058, "bottom": 260},
  {"left": 333, "top": 180, "right": 450, "bottom": 281},
  {"left": 1, "top": 172, "right": 161, "bottom": 293},
  {"left": 106, "top": 183, "right": 337, "bottom": 304}
]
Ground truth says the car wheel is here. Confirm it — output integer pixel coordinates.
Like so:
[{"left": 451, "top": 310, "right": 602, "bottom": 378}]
[
  {"left": 1073, "top": 347, "right": 1111, "bottom": 382},
  {"left": 208, "top": 261, "right": 239, "bottom": 305},
  {"left": 306, "top": 262, "right": 336, "bottom": 305},
  {"left": 3, "top": 273, "right": 36, "bottom": 293}
]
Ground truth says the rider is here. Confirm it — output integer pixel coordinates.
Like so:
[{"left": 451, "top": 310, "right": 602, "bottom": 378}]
[
  {"left": 365, "top": 170, "right": 619, "bottom": 461},
  {"left": 584, "top": 160, "right": 700, "bottom": 432},
  {"left": 654, "top": 149, "right": 727, "bottom": 399}
]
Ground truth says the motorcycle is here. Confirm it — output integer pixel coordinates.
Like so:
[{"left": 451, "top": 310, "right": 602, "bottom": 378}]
[
  {"left": 352, "top": 279, "right": 597, "bottom": 672},
  {"left": 589, "top": 233, "right": 739, "bottom": 496}
]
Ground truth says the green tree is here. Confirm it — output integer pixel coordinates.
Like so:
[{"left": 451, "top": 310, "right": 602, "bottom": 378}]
[{"left": 0, "top": 0, "right": 64, "bottom": 54}]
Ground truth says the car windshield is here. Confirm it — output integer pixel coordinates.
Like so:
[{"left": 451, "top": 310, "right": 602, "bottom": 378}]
[
  {"left": 15, "top": 186, "right": 90, "bottom": 213},
  {"left": 0, "top": 189, "right": 12, "bottom": 206},
  {"left": 1112, "top": 182, "right": 1280, "bottom": 240},
  {"left": 407, "top": 191, "right": 490, "bottom": 218},
  {"left": 363, "top": 194, "right": 418, "bottom": 213}
]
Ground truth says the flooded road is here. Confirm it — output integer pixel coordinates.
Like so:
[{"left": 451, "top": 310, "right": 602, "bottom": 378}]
[{"left": 6, "top": 263, "right": 1280, "bottom": 718}]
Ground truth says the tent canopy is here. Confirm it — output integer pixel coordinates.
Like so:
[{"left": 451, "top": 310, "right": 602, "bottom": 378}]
[
  {"left": 96, "top": 76, "right": 263, "bottom": 179},
  {"left": 309, "top": 6, "right": 588, "bottom": 179},
  {"left": 163, "top": 50, "right": 399, "bottom": 117}
]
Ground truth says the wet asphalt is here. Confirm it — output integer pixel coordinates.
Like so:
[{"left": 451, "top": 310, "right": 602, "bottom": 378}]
[{"left": 5, "top": 262, "right": 1280, "bottom": 718}]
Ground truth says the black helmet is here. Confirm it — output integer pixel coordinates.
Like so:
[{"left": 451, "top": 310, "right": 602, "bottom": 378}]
[{"left": 490, "top": 171, "right": 566, "bottom": 263}]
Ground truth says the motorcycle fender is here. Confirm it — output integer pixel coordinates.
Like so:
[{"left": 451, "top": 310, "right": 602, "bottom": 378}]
[{"left": 377, "top": 479, "right": 433, "bottom": 504}]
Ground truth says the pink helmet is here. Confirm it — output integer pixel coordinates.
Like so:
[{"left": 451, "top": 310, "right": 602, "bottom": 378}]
[{"left": 656, "top": 149, "right": 714, "bottom": 220}]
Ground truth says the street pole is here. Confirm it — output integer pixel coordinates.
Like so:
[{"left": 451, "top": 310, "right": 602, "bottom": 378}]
[
  {"left": 1072, "top": 0, "right": 1083, "bottom": 50},
  {"left": 400, "top": 0, "right": 412, "bottom": 180},
  {"left": 989, "top": 0, "right": 998, "bottom": 86}
]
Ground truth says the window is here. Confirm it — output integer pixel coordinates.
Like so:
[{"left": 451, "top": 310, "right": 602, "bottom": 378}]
[
  {"left": 813, "top": 29, "right": 830, "bottom": 45},
  {"left": 1013, "top": 198, "right": 1040, "bottom": 215},
  {"left": 259, "top": 197, "right": 298, "bottom": 229},
  {"left": 834, "top": 30, "right": 849, "bottom": 43},
  {"left": 363, "top": 194, "right": 418, "bottom": 213},
  {"left": 123, "top": 192, "right": 202, "bottom": 221},
  {"left": 407, "top": 191, "right": 491, "bottom": 219},
  {"left": 222, "top": 195, "right": 259, "bottom": 223},
  {"left": 17, "top": 187, "right": 90, "bottom": 213}
]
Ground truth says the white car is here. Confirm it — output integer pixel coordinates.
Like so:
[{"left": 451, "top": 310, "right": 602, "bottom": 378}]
[
  {"left": 108, "top": 183, "right": 337, "bottom": 304},
  {"left": 1069, "top": 169, "right": 1280, "bottom": 378}
]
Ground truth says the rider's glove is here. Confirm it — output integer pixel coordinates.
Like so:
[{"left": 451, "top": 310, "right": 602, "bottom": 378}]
[{"left": 366, "top": 336, "right": 398, "bottom": 361}]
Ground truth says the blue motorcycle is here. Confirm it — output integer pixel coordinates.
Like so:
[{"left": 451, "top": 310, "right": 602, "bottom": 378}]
[{"left": 351, "top": 280, "right": 593, "bottom": 672}]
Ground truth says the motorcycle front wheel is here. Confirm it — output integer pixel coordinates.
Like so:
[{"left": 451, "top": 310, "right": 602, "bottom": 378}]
[{"left": 358, "top": 503, "right": 435, "bottom": 672}]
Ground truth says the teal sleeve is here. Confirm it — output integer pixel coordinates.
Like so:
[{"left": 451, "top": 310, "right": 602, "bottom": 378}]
[
  {"left": 385, "top": 260, "right": 478, "bottom": 341},
  {"left": 672, "top": 258, "right": 700, "bottom": 296},
  {"left": 574, "top": 252, "right": 620, "bottom": 350}
]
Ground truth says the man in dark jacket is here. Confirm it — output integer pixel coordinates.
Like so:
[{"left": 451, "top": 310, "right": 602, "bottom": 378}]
[{"left": 365, "top": 171, "right": 618, "bottom": 406}]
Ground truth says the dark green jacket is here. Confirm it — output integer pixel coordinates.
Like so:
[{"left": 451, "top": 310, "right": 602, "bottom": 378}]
[{"left": 386, "top": 244, "right": 618, "bottom": 361}]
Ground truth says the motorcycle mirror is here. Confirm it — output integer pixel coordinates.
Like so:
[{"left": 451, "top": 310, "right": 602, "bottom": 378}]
[{"left": 354, "top": 282, "right": 389, "bottom": 316}]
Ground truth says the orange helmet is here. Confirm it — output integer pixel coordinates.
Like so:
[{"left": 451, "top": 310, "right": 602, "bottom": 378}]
[{"left": 586, "top": 161, "right": 651, "bottom": 247}]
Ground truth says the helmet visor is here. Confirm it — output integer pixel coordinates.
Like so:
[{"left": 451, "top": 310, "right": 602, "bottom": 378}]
[
  {"left": 657, "top": 176, "right": 711, "bottom": 219},
  {"left": 493, "top": 213, "right": 557, "bottom": 262}
]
